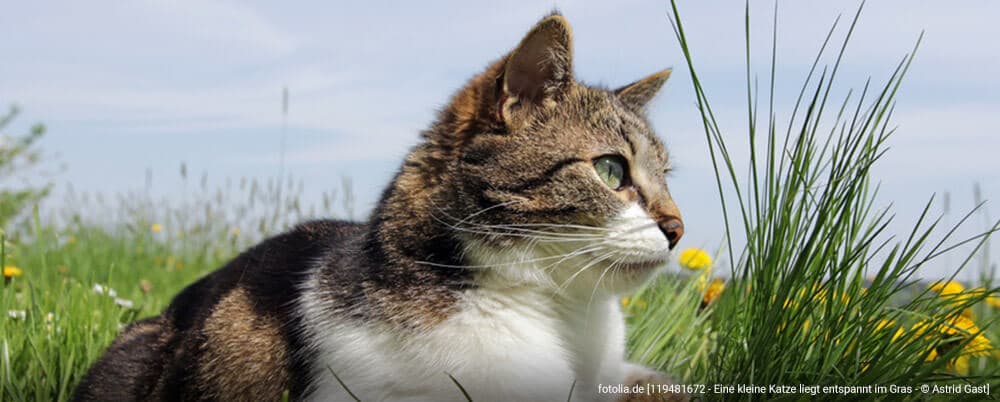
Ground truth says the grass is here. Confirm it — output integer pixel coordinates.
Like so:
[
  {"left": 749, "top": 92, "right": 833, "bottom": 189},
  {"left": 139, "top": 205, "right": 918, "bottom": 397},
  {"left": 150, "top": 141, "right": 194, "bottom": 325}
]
[
  {"left": 625, "top": 1, "right": 1000, "bottom": 400},
  {"left": 0, "top": 172, "right": 344, "bottom": 401},
  {"left": 3, "top": 2, "right": 1000, "bottom": 401}
]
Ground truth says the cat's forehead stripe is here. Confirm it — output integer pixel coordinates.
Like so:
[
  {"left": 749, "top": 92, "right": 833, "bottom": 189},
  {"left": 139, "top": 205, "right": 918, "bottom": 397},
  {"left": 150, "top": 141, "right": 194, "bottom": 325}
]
[{"left": 616, "top": 111, "right": 667, "bottom": 167}]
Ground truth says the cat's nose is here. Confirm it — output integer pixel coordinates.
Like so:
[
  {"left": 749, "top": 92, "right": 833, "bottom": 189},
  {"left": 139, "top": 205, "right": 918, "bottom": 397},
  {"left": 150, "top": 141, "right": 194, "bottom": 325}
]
[{"left": 658, "top": 218, "right": 684, "bottom": 250}]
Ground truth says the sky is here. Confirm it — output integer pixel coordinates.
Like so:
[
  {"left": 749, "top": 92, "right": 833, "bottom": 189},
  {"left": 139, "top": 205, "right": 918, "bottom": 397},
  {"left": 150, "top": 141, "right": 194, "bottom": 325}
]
[{"left": 2, "top": 1, "right": 998, "bottom": 280}]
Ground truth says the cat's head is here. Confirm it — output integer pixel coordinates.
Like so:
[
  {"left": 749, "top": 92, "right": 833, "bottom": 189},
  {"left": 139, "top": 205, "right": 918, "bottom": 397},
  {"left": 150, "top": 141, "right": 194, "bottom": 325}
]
[{"left": 396, "top": 13, "right": 682, "bottom": 296}]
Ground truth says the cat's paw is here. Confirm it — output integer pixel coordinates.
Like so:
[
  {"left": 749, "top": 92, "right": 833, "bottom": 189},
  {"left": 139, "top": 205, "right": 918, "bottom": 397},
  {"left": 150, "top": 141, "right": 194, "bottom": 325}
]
[{"left": 615, "top": 364, "right": 690, "bottom": 402}]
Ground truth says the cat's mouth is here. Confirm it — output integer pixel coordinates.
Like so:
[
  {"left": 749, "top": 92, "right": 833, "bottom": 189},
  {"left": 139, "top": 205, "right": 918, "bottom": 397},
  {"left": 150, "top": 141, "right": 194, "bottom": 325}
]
[{"left": 614, "top": 257, "right": 668, "bottom": 273}]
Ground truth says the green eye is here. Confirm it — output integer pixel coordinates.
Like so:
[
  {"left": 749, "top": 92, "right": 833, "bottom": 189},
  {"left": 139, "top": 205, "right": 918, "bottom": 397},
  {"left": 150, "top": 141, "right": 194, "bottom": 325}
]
[{"left": 593, "top": 155, "right": 627, "bottom": 190}]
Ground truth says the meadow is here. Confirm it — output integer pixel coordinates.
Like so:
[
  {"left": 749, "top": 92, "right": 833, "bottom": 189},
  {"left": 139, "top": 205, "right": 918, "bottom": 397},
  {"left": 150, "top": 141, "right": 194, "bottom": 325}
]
[{"left": 2, "top": 2, "right": 999, "bottom": 401}]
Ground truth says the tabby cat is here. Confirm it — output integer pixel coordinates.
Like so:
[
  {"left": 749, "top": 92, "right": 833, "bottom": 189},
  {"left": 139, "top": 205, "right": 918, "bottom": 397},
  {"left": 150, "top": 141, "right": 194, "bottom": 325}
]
[{"left": 74, "top": 12, "right": 686, "bottom": 402}]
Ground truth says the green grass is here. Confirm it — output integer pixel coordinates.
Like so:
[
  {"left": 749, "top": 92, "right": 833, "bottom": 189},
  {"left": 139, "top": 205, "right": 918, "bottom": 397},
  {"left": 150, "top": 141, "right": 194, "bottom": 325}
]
[
  {"left": 624, "top": 2, "right": 999, "bottom": 400},
  {"left": 1, "top": 172, "right": 341, "bottom": 401},
  {"left": 3, "top": 2, "right": 1000, "bottom": 401}
]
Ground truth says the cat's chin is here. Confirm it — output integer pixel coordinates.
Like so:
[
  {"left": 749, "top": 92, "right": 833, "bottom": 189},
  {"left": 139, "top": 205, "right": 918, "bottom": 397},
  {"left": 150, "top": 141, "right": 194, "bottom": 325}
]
[
  {"left": 599, "top": 257, "right": 668, "bottom": 294},
  {"left": 615, "top": 257, "right": 669, "bottom": 273}
]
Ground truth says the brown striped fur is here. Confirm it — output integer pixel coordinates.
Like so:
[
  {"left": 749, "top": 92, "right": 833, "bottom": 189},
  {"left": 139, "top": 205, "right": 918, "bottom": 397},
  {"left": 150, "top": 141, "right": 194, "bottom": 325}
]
[{"left": 196, "top": 288, "right": 290, "bottom": 400}]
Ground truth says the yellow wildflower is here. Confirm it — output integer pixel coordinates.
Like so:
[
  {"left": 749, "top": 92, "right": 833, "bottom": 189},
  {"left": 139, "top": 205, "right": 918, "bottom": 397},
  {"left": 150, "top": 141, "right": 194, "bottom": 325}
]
[
  {"left": 151, "top": 223, "right": 163, "bottom": 233},
  {"left": 702, "top": 278, "right": 725, "bottom": 306},
  {"left": 929, "top": 280, "right": 964, "bottom": 295},
  {"left": 621, "top": 296, "right": 631, "bottom": 308},
  {"left": 941, "top": 315, "right": 992, "bottom": 356},
  {"left": 231, "top": 227, "right": 241, "bottom": 237},
  {"left": 929, "top": 280, "right": 975, "bottom": 318},
  {"left": 913, "top": 315, "right": 993, "bottom": 373},
  {"left": 874, "top": 319, "right": 904, "bottom": 342},
  {"left": 3, "top": 265, "right": 22, "bottom": 278},
  {"left": 678, "top": 248, "right": 712, "bottom": 271}
]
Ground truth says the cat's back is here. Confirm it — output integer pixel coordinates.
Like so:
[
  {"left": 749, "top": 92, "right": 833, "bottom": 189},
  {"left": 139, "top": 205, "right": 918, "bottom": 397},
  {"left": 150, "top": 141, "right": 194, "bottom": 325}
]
[
  {"left": 164, "top": 218, "right": 361, "bottom": 333},
  {"left": 73, "top": 219, "right": 364, "bottom": 401}
]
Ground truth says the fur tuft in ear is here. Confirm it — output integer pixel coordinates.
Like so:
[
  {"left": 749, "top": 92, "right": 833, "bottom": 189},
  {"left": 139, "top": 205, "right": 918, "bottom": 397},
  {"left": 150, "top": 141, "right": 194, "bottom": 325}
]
[
  {"left": 503, "top": 14, "right": 574, "bottom": 105},
  {"left": 614, "top": 68, "right": 672, "bottom": 110}
]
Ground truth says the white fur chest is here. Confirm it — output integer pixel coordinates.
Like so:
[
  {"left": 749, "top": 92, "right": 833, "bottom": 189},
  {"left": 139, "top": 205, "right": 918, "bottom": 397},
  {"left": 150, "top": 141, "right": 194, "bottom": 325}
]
[{"left": 300, "top": 281, "right": 628, "bottom": 402}]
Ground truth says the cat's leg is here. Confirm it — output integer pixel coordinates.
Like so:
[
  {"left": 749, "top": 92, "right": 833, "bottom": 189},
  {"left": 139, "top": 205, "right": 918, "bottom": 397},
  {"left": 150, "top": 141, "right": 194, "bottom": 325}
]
[{"left": 72, "top": 316, "right": 173, "bottom": 402}]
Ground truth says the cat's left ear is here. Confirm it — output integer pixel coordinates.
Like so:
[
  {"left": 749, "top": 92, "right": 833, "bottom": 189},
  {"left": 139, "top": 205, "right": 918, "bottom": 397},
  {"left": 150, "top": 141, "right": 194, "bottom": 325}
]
[
  {"left": 501, "top": 14, "right": 574, "bottom": 119},
  {"left": 615, "top": 68, "right": 672, "bottom": 110}
]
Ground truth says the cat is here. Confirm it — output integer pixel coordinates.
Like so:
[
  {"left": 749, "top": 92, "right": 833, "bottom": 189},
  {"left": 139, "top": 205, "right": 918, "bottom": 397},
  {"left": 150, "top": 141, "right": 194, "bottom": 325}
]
[{"left": 73, "top": 12, "right": 686, "bottom": 402}]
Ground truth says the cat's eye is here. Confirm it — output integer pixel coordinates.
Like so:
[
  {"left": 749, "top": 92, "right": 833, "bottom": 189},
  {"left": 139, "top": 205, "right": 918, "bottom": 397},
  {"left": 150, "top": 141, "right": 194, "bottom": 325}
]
[{"left": 593, "top": 155, "right": 628, "bottom": 190}]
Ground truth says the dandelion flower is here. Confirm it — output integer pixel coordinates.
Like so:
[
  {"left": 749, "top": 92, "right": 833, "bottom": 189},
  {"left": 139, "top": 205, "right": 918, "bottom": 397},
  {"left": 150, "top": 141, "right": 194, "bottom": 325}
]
[
  {"left": 679, "top": 248, "right": 712, "bottom": 271},
  {"left": 702, "top": 278, "right": 725, "bottom": 306},
  {"left": 151, "top": 223, "right": 163, "bottom": 233},
  {"left": 913, "top": 315, "right": 993, "bottom": 373},
  {"left": 941, "top": 315, "right": 992, "bottom": 356},
  {"left": 929, "top": 280, "right": 975, "bottom": 317},
  {"left": 929, "top": 280, "right": 965, "bottom": 295},
  {"left": 3, "top": 265, "right": 22, "bottom": 278},
  {"left": 621, "top": 296, "right": 631, "bottom": 308}
]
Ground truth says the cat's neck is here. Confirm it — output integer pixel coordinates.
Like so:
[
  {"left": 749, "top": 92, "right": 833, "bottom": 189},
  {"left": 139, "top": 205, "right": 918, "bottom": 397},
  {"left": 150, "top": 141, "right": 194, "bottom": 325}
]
[
  {"left": 360, "top": 64, "right": 499, "bottom": 289},
  {"left": 348, "top": 159, "right": 474, "bottom": 328}
]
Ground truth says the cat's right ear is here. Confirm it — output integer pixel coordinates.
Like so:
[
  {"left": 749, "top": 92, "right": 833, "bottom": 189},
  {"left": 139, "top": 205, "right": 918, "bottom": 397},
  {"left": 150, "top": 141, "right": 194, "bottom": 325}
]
[
  {"left": 498, "top": 14, "right": 574, "bottom": 126},
  {"left": 615, "top": 68, "right": 672, "bottom": 110}
]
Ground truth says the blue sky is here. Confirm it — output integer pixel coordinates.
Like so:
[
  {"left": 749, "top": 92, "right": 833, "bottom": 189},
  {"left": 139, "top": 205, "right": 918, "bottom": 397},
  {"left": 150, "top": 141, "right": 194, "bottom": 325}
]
[{"left": 2, "top": 1, "right": 998, "bottom": 279}]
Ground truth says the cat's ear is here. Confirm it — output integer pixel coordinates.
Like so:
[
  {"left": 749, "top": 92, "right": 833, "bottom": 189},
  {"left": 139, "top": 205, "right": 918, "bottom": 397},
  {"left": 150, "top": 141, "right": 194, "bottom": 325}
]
[
  {"left": 615, "top": 68, "right": 672, "bottom": 110},
  {"left": 501, "top": 14, "right": 574, "bottom": 114}
]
